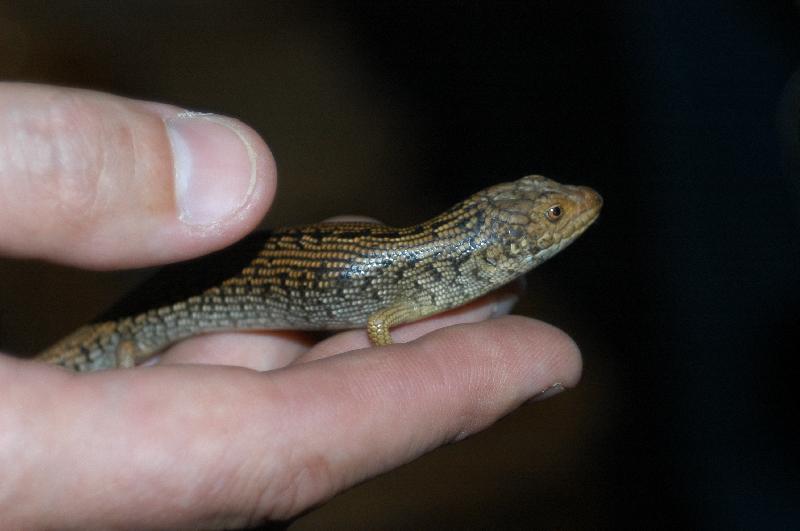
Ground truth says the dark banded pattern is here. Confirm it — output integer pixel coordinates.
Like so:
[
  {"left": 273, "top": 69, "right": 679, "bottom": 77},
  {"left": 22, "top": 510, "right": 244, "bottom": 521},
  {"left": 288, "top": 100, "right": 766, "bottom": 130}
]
[{"left": 38, "top": 175, "right": 602, "bottom": 371}]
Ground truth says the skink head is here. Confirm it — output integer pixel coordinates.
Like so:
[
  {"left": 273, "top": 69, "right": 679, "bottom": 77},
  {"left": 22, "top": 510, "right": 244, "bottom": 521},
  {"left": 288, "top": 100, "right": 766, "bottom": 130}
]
[{"left": 478, "top": 174, "right": 602, "bottom": 271}]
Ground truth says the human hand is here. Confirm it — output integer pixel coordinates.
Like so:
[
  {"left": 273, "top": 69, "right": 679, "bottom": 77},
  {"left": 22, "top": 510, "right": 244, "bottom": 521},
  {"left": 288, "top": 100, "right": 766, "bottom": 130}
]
[{"left": 0, "top": 83, "right": 582, "bottom": 529}]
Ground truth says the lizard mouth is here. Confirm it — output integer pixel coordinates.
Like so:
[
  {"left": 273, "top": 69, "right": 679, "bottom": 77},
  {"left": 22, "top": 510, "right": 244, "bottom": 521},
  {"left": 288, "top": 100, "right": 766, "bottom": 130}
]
[
  {"left": 564, "top": 185, "right": 603, "bottom": 240},
  {"left": 576, "top": 185, "right": 603, "bottom": 216}
]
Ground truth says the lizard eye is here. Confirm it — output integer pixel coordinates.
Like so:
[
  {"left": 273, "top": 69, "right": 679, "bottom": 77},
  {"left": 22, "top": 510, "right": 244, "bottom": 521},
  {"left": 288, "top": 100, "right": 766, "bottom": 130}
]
[{"left": 545, "top": 205, "right": 563, "bottom": 222}]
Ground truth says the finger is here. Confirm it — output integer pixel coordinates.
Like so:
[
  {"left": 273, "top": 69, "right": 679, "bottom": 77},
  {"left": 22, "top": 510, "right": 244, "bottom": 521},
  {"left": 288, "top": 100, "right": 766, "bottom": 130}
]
[
  {"left": 155, "top": 330, "right": 314, "bottom": 371},
  {"left": 251, "top": 316, "right": 582, "bottom": 519},
  {"left": 0, "top": 83, "right": 275, "bottom": 269},
  {"left": 297, "top": 280, "right": 523, "bottom": 362},
  {"left": 2, "top": 316, "right": 580, "bottom": 528}
]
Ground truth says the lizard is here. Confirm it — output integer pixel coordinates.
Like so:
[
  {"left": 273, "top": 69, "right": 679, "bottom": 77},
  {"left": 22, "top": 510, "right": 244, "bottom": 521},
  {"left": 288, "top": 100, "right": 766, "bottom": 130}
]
[{"left": 36, "top": 174, "right": 602, "bottom": 371}]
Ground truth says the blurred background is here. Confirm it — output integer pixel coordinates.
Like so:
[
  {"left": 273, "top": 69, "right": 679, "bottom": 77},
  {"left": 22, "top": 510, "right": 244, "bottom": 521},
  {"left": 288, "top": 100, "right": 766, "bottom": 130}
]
[{"left": 1, "top": 1, "right": 798, "bottom": 528}]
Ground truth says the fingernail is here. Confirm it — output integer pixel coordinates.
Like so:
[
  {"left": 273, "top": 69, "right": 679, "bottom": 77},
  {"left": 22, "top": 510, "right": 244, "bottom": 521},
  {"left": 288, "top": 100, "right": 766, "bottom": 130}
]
[
  {"left": 491, "top": 294, "right": 519, "bottom": 318},
  {"left": 167, "top": 112, "right": 257, "bottom": 227},
  {"left": 531, "top": 382, "right": 566, "bottom": 402}
]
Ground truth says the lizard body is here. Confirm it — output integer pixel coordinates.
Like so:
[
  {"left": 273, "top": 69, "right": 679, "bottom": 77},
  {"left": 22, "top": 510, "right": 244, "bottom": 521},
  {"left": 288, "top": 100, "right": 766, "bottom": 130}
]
[{"left": 37, "top": 175, "right": 602, "bottom": 371}]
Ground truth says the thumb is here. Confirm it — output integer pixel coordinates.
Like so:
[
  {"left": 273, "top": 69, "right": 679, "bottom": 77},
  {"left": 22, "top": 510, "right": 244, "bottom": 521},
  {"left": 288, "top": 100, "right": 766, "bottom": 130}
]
[{"left": 0, "top": 83, "right": 275, "bottom": 269}]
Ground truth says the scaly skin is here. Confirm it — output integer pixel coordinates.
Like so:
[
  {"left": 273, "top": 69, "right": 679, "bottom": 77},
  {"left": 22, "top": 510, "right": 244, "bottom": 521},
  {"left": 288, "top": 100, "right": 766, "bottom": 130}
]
[{"left": 37, "top": 175, "right": 602, "bottom": 371}]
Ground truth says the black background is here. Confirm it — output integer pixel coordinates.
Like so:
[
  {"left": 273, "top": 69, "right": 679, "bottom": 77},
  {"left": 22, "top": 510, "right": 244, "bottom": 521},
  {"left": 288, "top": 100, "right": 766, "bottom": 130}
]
[{"left": 1, "top": 1, "right": 798, "bottom": 528}]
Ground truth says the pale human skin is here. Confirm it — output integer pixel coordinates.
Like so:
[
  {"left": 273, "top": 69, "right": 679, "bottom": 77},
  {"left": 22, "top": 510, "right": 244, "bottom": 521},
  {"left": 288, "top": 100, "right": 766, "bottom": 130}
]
[{"left": 0, "top": 83, "right": 582, "bottom": 529}]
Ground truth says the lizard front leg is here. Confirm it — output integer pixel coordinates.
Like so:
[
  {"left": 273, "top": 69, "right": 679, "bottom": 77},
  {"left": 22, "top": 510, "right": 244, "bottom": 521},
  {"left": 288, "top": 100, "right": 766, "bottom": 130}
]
[{"left": 367, "top": 300, "right": 440, "bottom": 346}]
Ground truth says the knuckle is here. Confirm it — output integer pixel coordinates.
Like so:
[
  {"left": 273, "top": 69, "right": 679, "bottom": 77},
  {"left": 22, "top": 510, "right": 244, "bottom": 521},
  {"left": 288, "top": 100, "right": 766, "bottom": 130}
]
[
  {"left": 256, "top": 452, "right": 336, "bottom": 520},
  {"left": 4, "top": 90, "right": 134, "bottom": 228}
]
